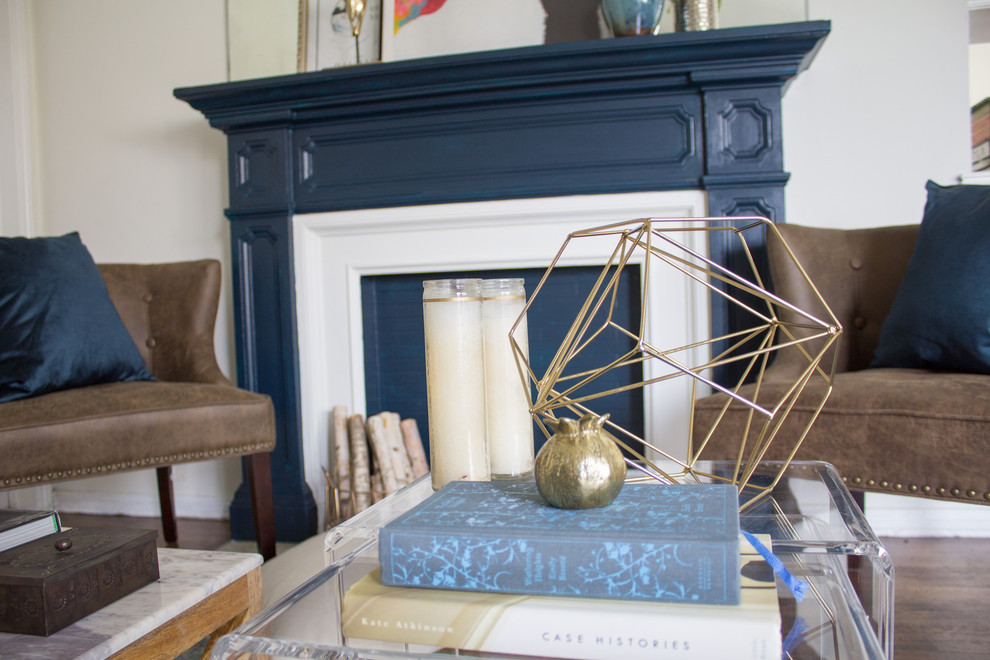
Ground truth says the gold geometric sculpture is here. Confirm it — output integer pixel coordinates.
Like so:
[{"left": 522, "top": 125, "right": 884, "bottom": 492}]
[{"left": 509, "top": 216, "right": 843, "bottom": 511}]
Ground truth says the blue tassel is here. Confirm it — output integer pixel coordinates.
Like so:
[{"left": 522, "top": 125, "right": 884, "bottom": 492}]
[
  {"left": 781, "top": 616, "right": 809, "bottom": 655},
  {"left": 742, "top": 530, "right": 809, "bottom": 602}
]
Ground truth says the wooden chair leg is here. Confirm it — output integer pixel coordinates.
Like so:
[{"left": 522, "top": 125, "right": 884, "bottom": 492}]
[
  {"left": 156, "top": 466, "right": 179, "bottom": 547},
  {"left": 846, "top": 489, "right": 870, "bottom": 611},
  {"left": 245, "top": 453, "right": 276, "bottom": 560},
  {"left": 851, "top": 489, "right": 866, "bottom": 512}
]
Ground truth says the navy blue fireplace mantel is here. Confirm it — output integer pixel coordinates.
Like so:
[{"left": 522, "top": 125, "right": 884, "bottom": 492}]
[{"left": 175, "top": 21, "right": 829, "bottom": 541}]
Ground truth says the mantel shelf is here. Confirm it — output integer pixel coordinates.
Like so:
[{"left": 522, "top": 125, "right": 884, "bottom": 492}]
[{"left": 178, "top": 21, "right": 829, "bottom": 132}]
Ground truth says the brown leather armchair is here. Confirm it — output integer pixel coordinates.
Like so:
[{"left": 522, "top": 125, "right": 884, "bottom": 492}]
[
  {"left": 693, "top": 224, "right": 990, "bottom": 507},
  {"left": 0, "top": 259, "right": 276, "bottom": 558}
]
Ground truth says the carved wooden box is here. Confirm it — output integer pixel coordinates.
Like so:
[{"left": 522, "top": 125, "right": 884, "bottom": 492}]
[{"left": 0, "top": 527, "right": 159, "bottom": 636}]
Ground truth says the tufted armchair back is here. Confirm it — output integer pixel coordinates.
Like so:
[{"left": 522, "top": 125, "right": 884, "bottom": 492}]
[
  {"left": 765, "top": 223, "right": 919, "bottom": 378},
  {"left": 98, "top": 260, "right": 229, "bottom": 385}
]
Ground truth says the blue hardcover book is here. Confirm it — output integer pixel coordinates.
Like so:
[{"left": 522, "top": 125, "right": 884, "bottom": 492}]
[{"left": 378, "top": 481, "right": 741, "bottom": 605}]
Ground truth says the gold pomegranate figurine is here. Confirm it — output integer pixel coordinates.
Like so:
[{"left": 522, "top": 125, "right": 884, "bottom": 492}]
[{"left": 534, "top": 413, "right": 626, "bottom": 509}]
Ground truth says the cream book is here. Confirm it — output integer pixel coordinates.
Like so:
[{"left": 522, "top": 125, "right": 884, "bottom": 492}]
[{"left": 343, "top": 535, "right": 780, "bottom": 660}]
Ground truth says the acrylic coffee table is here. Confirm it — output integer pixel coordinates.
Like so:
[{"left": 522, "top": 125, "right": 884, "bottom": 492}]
[{"left": 211, "top": 461, "right": 892, "bottom": 660}]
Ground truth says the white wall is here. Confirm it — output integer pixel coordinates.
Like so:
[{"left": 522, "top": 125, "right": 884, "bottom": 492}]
[
  {"left": 0, "top": 2, "right": 18, "bottom": 236},
  {"left": 0, "top": 1, "right": 35, "bottom": 237},
  {"left": 971, "top": 5, "right": 990, "bottom": 105},
  {"left": 783, "top": 0, "right": 972, "bottom": 229},
  {"left": 23, "top": 0, "right": 241, "bottom": 519},
  {"left": 227, "top": 0, "right": 299, "bottom": 80}
]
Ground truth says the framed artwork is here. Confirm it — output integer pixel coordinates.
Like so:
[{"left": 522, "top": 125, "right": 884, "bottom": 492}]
[
  {"left": 302, "top": 0, "right": 383, "bottom": 69},
  {"left": 381, "top": 0, "right": 547, "bottom": 62}
]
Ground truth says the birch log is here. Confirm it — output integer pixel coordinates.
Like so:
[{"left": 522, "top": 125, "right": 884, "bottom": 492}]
[
  {"left": 385, "top": 412, "right": 414, "bottom": 486},
  {"left": 400, "top": 418, "right": 430, "bottom": 478},
  {"left": 366, "top": 413, "right": 399, "bottom": 495},
  {"left": 348, "top": 413, "right": 373, "bottom": 514},
  {"left": 332, "top": 405, "right": 351, "bottom": 519},
  {"left": 322, "top": 466, "right": 338, "bottom": 530},
  {"left": 371, "top": 471, "right": 384, "bottom": 503}
]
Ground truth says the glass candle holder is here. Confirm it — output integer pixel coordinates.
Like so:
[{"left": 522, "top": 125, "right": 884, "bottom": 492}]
[
  {"left": 482, "top": 278, "right": 535, "bottom": 479},
  {"left": 677, "top": 0, "right": 718, "bottom": 31},
  {"left": 423, "top": 279, "right": 490, "bottom": 490},
  {"left": 601, "top": 0, "right": 664, "bottom": 37}
]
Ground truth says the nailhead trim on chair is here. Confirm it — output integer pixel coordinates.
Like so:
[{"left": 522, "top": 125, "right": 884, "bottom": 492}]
[
  {"left": 1, "top": 442, "right": 268, "bottom": 488},
  {"left": 843, "top": 475, "right": 989, "bottom": 503}
]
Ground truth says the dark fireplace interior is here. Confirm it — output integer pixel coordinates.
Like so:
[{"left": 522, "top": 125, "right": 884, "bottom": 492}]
[{"left": 361, "top": 265, "right": 644, "bottom": 460}]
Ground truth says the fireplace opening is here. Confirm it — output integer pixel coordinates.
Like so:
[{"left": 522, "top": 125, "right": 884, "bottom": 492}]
[{"left": 361, "top": 264, "right": 645, "bottom": 462}]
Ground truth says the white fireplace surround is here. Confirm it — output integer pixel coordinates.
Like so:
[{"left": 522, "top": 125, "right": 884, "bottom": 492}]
[{"left": 292, "top": 190, "right": 711, "bottom": 519}]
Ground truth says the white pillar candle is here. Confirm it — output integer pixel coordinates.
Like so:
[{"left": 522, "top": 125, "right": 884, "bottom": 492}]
[
  {"left": 482, "top": 278, "right": 535, "bottom": 478},
  {"left": 423, "top": 279, "right": 490, "bottom": 490}
]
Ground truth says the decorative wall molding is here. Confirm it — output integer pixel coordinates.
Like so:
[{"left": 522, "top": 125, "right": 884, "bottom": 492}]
[
  {"left": 0, "top": 0, "right": 36, "bottom": 237},
  {"left": 1, "top": 485, "right": 53, "bottom": 512}
]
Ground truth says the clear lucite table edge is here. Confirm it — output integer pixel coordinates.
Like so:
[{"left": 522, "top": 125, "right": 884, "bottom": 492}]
[{"left": 211, "top": 460, "right": 891, "bottom": 660}]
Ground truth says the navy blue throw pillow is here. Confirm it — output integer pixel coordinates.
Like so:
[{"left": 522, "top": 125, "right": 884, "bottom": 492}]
[
  {"left": 0, "top": 232, "right": 153, "bottom": 402},
  {"left": 871, "top": 181, "right": 990, "bottom": 373}
]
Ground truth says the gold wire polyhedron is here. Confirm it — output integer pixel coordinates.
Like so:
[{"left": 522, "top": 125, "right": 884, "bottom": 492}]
[{"left": 508, "top": 217, "right": 843, "bottom": 510}]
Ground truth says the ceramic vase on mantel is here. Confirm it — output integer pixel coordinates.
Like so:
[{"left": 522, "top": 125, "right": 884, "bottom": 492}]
[
  {"left": 677, "top": 0, "right": 718, "bottom": 31},
  {"left": 600, "top": 0, "right": 664, "bottom": 37}
]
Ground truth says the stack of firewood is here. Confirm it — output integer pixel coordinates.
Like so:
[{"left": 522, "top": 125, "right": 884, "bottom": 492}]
[{"left": 324, "top": 405, "right": 429, "bottom": 528}]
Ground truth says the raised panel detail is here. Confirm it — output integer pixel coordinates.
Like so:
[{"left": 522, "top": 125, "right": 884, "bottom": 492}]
[
  {"left": 704, "top": 89, "right": 782, "bottom": 176},
  {"left": 228, "top": 215, "right": 316, "bottom": 542},
  {"left": 717, "top": 99, "right": 772, "bottom": 162},
  {"left": 227, "top": 131, "right": 291, "bottom": 211},
  {"left": 721, "top": 195, "right": 777, "bottom": 221},
  {"left": 293, "top": 97, "right": 703, "bottom": 212},
  {"left": 705, "top": 185, "right": 786, "bottom": 386}
]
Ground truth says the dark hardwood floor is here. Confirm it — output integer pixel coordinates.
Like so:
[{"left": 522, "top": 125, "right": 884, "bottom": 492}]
[
  {"left": 59, "top": 514, "right": 990, "bottom": 658},
  {"left": 58, "top": 512, "right": 232, "bottom": 552},
  {"left": 882, "top": 536, "right": 990, "bottom": 659}
]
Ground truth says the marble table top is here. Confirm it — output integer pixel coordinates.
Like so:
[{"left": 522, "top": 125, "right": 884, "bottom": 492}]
[{"left": 0, "top": 547, "right": 262, "bottom": 659}]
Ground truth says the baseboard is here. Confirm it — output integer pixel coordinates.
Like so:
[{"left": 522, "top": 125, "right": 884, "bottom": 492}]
[
  {"left": 864, "top": 492, "right": 990, "bottom": 537},
  {"left": 0, "top": 485, "right": 54, "bottom": 510},
  {"left": 53, "top": 489, "right": 229, "bottom": 520}
]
